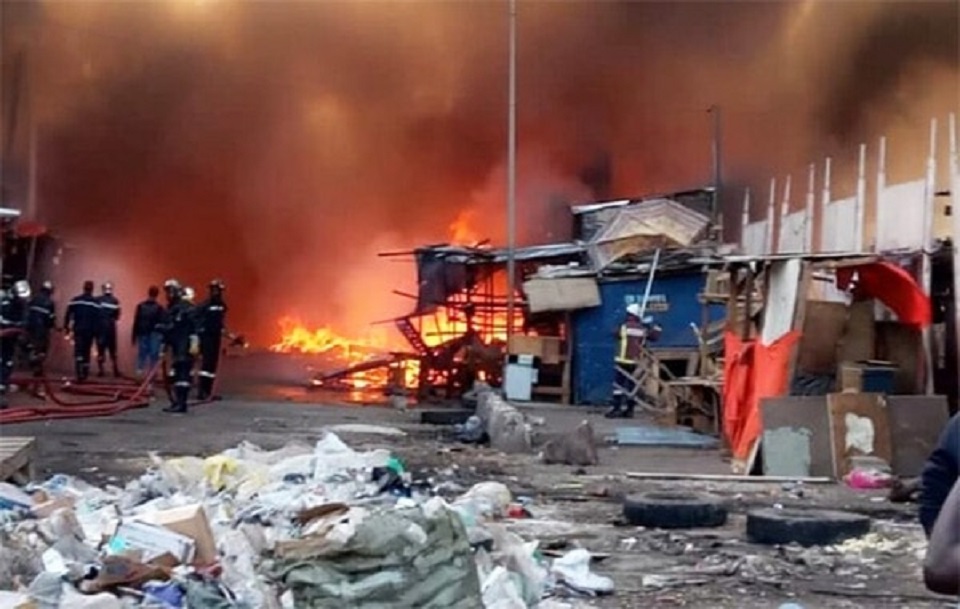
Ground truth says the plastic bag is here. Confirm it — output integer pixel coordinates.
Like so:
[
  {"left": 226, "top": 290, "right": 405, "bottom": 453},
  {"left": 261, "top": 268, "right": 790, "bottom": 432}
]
[
  {"left": 550, "top": 548, "right": 614, "bottom": 596},
  {"left": 481, "top": 566, "right": 526, "bottom": 609}
]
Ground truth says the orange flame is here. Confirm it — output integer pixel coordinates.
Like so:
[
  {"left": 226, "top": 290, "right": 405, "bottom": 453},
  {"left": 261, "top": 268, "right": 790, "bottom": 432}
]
[{"left": 448, "top": 210, "right": 483, "bottom": 246}]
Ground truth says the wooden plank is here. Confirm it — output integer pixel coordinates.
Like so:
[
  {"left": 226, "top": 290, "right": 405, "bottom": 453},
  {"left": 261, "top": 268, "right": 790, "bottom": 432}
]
[
  {"left": 838, "top": 299, "right": 876, "bottom": 363},
  {"left": 0, "top": 436, "right": 37, "bottom": 483},
  {"left": 796, "top": 301, "right": 847, "bottom": 375},
  {"left": 827, "top": 393, "right": 893, "bottom": 479},
  {"left": 625, "top": 472, "right": 832, "bottom": 484}
]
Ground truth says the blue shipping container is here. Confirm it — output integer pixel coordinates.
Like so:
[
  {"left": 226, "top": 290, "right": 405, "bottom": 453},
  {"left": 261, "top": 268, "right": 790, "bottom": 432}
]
[{"left": 571, "top": 271, "right": 724, "bottom": 405}]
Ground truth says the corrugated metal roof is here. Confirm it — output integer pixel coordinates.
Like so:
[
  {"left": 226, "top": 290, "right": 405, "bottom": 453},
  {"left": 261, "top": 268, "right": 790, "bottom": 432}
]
[{"left": 587, "top": 198, "right": 711, "bottom": 269}]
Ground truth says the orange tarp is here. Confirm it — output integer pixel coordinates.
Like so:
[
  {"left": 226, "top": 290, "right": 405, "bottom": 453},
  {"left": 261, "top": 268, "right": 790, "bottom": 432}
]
[{"left": 722, "top": 330, "right": 801, "bottom": 461}]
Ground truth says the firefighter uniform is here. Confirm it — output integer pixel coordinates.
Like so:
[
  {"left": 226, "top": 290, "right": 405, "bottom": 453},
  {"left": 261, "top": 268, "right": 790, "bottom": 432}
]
[
  {"left": 0, "top": 285, "right": 29, "bottom": 402},
  {"left": 25, "top": 283, "right": 56, "bottom": 378},
  {"left": 195, "top": 280, "right": 227, "bottom": 400},
  {"left": 96, "top": 284, "right": 121, "bottom": 377},
  {"left": 65, "top": 282, "right": 101, "bottom": 382},
  {"left": 161, "top": 280, "right": 199, "bottom": 413}
]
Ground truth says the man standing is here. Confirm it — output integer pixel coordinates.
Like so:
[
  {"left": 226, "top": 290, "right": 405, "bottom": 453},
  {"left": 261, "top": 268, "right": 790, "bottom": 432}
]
[
  {"left": 25, "top": 280, "right": 56, "bottom": 380},
  {"left": 0, "top": 281, "right": 30, "bottom": 406},
  {"left": 95, "top": 281, "right": 121, "bottom": 377},
  {"left": 195, "top": 279, "right": 227, "bottom": 400},
  {"left": 64, "top": 280, "right": 100, "bottom": 382},
  {"left": 160, "top": 279, "right": 199, "bottom": 414},
  {"left": 606, "top": 303, "right": 662, "bottom": 419},
  {"left": 131, "top": 286, "right": 164, "bottom": 378}
]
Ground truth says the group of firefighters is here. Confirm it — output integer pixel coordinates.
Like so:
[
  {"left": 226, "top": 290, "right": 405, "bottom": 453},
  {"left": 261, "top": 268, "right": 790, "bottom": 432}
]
[{"left": 0, "top": 277, "right": 228, "bottom": 414}]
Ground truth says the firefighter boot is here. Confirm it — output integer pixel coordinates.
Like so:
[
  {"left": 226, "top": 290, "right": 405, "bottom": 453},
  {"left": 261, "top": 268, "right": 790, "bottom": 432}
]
[
  {"left": 604, "top": 390, "right": 628, "bottom": 419},
  {"left": 97, "top": 358, "right": 105, "bottom": 378},
  {"left": 163, "top": 388, "right": 188, "bottom": 414}
]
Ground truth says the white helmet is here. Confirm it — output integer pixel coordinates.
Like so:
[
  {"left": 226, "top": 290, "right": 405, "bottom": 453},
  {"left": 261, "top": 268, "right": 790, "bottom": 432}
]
[
  {"left": 626, "top": 303, "right": 642, "bottom": 318},
  {"left": 102, "top": 281, "right": 114, "bottom": 294},
  {"left": 13, "top": 280, "right": 31, "bottom": 300},
  {"left": 183, "top": 286, "right": 195, "bottom": 303}
]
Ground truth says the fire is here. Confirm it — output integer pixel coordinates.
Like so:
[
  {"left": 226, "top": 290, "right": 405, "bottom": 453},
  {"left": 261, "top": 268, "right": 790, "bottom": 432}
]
[
  {"left": 448, "top": 210, "right": 483, "bottom": 246},
  {"left": 270, "top": 316, "right": 391, "bottom": 357}
]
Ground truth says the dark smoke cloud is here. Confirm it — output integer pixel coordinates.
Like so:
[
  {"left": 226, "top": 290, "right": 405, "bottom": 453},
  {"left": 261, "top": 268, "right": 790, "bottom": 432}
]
[{"left": 1, "top": 0, "right": 956, "bottom": 344}]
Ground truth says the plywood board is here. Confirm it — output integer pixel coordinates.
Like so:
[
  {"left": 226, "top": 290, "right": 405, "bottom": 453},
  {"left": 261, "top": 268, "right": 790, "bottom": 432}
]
[
  {"left": 523, "top": 278, "right": 601, "bottom": 313},
  {"left": 838, "top": 300, "right": 875, "bottom": 363},
  {"left": 796, "top": 301, "right": 847, "bottom": 375},
  {"left": 886, "top": 395, "right": 949, "bottom": 477},
  {"left": 761, "top": 258, "right": 802, "bottom": 345},
  {"left": 0, "top": 436, "right": 37, "bottom": 483},
  {"left": 827, "top": 393, "right": 892, "bottom": 479},
  {"left": 876, "top": 322, "right": 921, "bottom": 393},
  {"left": 761, "top": 396, "right": 833, "bottom": 477}
]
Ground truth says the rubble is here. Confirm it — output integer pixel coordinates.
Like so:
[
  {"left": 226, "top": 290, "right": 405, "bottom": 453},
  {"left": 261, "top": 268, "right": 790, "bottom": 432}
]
[{"left": 0, "top": 431, "right": 613, "bottom": 608}]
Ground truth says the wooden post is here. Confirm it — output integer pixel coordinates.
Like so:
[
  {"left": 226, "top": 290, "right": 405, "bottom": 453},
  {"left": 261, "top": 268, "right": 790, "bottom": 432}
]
[
  {"left": 780, "top": 175, "right": 792, "bottom": 253},
  {"left": 741, "top": 188, "right": 751, "bottom": 253},
  {"left": 805, "top": 163, "right": 816, "bottom": 253},
  {"left": 821, "top": 157, "right": 832, "bottom": 252},
  {"left": 921, "top": 118, "right": 938, "bottom": 394},
  {"left": 766, "top": 177, "right": 777, "bottom": 254},
  {"left": 949, "top": 112, "right": 960, "bottom": 404},
  {"left": 870, "top": 139, "right": 883, "bottom": 252}
]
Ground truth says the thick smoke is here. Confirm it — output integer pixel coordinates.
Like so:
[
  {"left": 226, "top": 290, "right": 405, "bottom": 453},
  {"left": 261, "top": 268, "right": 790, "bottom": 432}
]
[{"left": 1, "top": 1, "right": 957, "bottom": 343}]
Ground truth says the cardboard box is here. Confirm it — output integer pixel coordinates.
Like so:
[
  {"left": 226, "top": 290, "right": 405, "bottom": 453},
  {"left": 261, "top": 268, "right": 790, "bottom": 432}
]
[
  {"left": 108, "top": 520, "right": 195, "bottom": 564},
  {"left": 135, "top": 504, "right": 217, "bottom": 565}
]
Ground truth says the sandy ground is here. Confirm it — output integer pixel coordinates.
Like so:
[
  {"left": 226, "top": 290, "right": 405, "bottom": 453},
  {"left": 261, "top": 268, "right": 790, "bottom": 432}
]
[{"left": 2, "top": 352, "right": 954, "bottom": 608}]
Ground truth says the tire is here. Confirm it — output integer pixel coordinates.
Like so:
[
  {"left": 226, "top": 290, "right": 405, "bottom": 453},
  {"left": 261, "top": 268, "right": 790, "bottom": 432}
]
[
  {"left": 746, "top": 508, "right": 871, "bottom": 547},
  {"left": 420, "top": 409, "right": 473, "bottom": 426},
  {"left": 622, "top": 492, "right": 728, "bottom": 529}
]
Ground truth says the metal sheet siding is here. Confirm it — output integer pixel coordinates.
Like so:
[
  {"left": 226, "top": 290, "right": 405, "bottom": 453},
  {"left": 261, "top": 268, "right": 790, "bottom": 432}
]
[{"left": 571, "top": 272, "right": 723, "bottom": 405}]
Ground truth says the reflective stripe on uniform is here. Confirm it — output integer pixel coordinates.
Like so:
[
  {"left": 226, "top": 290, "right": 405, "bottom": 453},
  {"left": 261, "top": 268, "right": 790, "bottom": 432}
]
[
  {"left": 198, "top": 371, "right": 216, "bottom": 378},
  {"left": 208, "top": 305, "right": 225, "bottom": 311},
  {"left": 174, "top": 381, "right": 191, "bottom": 388},
  {"left": 71, "top": 301, "right": 100, "bottom": 307},
  {"left": 100, "top": 303, "right": 120, "bottom": 310}
]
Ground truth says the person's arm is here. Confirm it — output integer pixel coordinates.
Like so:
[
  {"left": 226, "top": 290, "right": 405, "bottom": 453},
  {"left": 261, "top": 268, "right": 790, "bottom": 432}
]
[
  {"left": 921, "top": 415, "right": 960, "bottom": 536},
  {"left": 63, "top": 301, "right": 74, "bottom": 333},
  {"left": 924, "top": 477, "right": 960, "bottom": 595},
  {"left": 131, "top": 304, "right": 142, "bottom": 344}
]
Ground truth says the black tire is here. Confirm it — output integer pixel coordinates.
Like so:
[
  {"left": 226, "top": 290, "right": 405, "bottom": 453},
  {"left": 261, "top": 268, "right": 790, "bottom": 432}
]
[
  {"left": 746, "top": 508, "right": 871, "bottom": 547},
  {"left": 622, "top": 492, "right": 728, "bottom": 529},
  {"left": 419, "top": 409, "right": 473, "bottom": 426}
]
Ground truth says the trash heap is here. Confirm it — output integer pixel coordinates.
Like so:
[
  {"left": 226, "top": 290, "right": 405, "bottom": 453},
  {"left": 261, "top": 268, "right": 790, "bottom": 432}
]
[{"left": 0, "top": 431, "right": 612, "bottom": 608}]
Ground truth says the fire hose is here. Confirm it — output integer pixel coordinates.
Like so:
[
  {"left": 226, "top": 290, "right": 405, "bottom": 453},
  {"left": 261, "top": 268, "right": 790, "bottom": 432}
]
[{"left": 0, "top": 345, "right": 224, "bottom": 425}]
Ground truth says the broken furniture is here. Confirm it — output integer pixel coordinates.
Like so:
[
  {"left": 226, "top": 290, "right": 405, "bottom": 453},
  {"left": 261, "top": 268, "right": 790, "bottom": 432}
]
[{"left": 0, "top": 436, "right": 36, "bottom": 484}]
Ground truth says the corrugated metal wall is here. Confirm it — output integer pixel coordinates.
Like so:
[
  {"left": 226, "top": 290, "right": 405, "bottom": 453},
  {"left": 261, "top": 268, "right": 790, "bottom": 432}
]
[{"left": 571, "top": 271, "right": 724, "bottom": 405}]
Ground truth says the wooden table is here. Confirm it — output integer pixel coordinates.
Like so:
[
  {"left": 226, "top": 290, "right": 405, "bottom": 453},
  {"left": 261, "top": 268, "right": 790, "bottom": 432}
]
[{"left": 0, "top": 436, "right": 37, "bottom": 483}]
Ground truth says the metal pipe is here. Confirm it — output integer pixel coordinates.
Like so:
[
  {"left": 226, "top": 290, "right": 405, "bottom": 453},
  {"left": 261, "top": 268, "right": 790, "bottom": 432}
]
[{"left": 505, "top": 0, "right": 518, "bottom": 343}]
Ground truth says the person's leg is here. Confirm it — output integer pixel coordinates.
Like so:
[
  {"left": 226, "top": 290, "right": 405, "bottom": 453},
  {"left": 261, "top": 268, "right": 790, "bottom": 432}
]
[
  {"left": 107, "top": 329, "right": 119, "bottom": 376},
  {"left": 135, "top": 335, "right": 148, "bottom": 377}
]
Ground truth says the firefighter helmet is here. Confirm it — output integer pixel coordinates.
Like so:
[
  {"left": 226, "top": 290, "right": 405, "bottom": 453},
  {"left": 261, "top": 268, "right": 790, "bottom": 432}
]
[
  {"left": 183, "top": 286, "right": 195, "bottom": 303},
  {"left": 13, "top": 280, "right": 30, "bottom": 300},
  {"left": 626, "top": 303, "right": 642, "bottom": 318},
  {"left": 41, "top": 280, "right": 54, "bottom": 293},
  {"left": 102, "top": 281, "right": 114, "bottom": 294},
  {"left": 209, "top": 278, "right": 225, "bottom": 290}
]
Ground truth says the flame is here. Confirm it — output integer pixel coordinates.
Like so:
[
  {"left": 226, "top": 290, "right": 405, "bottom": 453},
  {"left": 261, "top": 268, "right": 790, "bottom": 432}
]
[{"left": 448, "top": 210, "right": 483, "bottom": 246}]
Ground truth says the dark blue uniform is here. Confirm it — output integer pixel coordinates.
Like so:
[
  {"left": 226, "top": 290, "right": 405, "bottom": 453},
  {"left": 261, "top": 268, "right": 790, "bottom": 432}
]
[
  {"left": 195, "top": 296, "right": 227, "bottom": 399},
  {"left": 0, "top": 293, "right": 27, "bottom": 396},
  {"left": 162, "top": 297, "right": 199, "bottom": 412},
  {"left": 920, "top": 414, "right": 960, "bottom": 536},
  {"left": 65, "top": 293, "right": 100, "bottom": 381},
  {"left": 96, "top": 293, "right": 121, "bottom": 376},
  {"left": 25, "top": 291, "right": 56, "bottom": 377}
]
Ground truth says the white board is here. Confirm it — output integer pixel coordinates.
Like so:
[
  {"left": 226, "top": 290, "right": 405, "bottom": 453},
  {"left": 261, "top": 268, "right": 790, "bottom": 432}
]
[
  {"left": 742, "top": 220, "right": 769, "bottom": 255},
  {"left": 821, "top": 197, "right": 858, "bottom": 252},
  {"left": 778, "top": 210, "right": 807, "bottom": 254},
  {"left": 761, "top": 258, "right": 802, "bottom": 346},
  {"left": 876, "top": 179, "right": 926, "bottom": 250}
]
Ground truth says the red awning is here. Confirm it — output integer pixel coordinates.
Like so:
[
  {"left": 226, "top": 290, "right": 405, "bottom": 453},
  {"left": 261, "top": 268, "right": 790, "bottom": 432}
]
[{"left": 836, "top": 261, "right": 931, "bottom": 328}]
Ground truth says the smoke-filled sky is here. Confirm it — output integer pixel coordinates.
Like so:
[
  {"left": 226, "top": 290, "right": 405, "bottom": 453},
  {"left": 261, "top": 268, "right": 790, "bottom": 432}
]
[{"left": 1, "top": 0, "right": 957, "bottom": 343}]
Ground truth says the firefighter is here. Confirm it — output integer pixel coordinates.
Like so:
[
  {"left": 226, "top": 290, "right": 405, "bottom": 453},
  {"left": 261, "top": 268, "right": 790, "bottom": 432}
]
[
  {"left": 25, "top": 280, "right": 56, "bottom": 380},
  {"left": 195, "top": 279, "right": 227, "bottom": 400},
  {"left": 0, "top": 281, "right": 30, "bottom": 405},
  {"left": 95, "top": 281, "right": 121, "bottom": 377},
  {"left": 131, "top": 285, "right": 165, "bottom": 378},
  {"left": 64, "top": 280, "right": 101, "bottom": 382},
  {"left": 606, "top": 303, "right": 662, "bottom": 419},
  {"left": 160, "top": 279, "right": 199, "bottom": 414}
]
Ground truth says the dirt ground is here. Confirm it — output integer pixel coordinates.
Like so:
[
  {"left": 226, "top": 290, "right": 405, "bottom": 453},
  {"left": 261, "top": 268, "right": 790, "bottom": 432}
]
[{"left": 2, "top": 355, "right": 954, "bottom": 608}]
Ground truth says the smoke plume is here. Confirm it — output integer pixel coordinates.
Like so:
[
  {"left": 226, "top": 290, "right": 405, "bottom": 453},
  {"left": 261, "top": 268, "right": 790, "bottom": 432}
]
[{"left": 1, "top": 0, "right": 956, "bottom": 343}]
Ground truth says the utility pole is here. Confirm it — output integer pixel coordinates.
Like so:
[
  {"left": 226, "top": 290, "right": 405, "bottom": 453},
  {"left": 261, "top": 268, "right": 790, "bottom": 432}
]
[{"left": 505, "top": 0, "right": 518, "bottom": 343}]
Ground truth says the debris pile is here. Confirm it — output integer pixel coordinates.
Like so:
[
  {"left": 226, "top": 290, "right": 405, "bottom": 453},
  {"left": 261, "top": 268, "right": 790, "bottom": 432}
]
[{"left": 0, "top": 432, "right": 613, "bottom": 608}]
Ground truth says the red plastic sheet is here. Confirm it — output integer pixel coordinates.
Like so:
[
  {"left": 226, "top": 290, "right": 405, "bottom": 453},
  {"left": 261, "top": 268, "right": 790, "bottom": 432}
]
[
  {"left": 722, "top": 331, "right": 801, "bottom": 462},
  {"left": 836, "top": 261, "right": 931, "bottom": 328}
]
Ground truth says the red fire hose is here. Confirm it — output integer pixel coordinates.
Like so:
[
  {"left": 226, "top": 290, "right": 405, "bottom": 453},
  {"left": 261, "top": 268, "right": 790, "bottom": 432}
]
[{"left": 0, "top": 352, "right": 225, "bottom": 424}]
